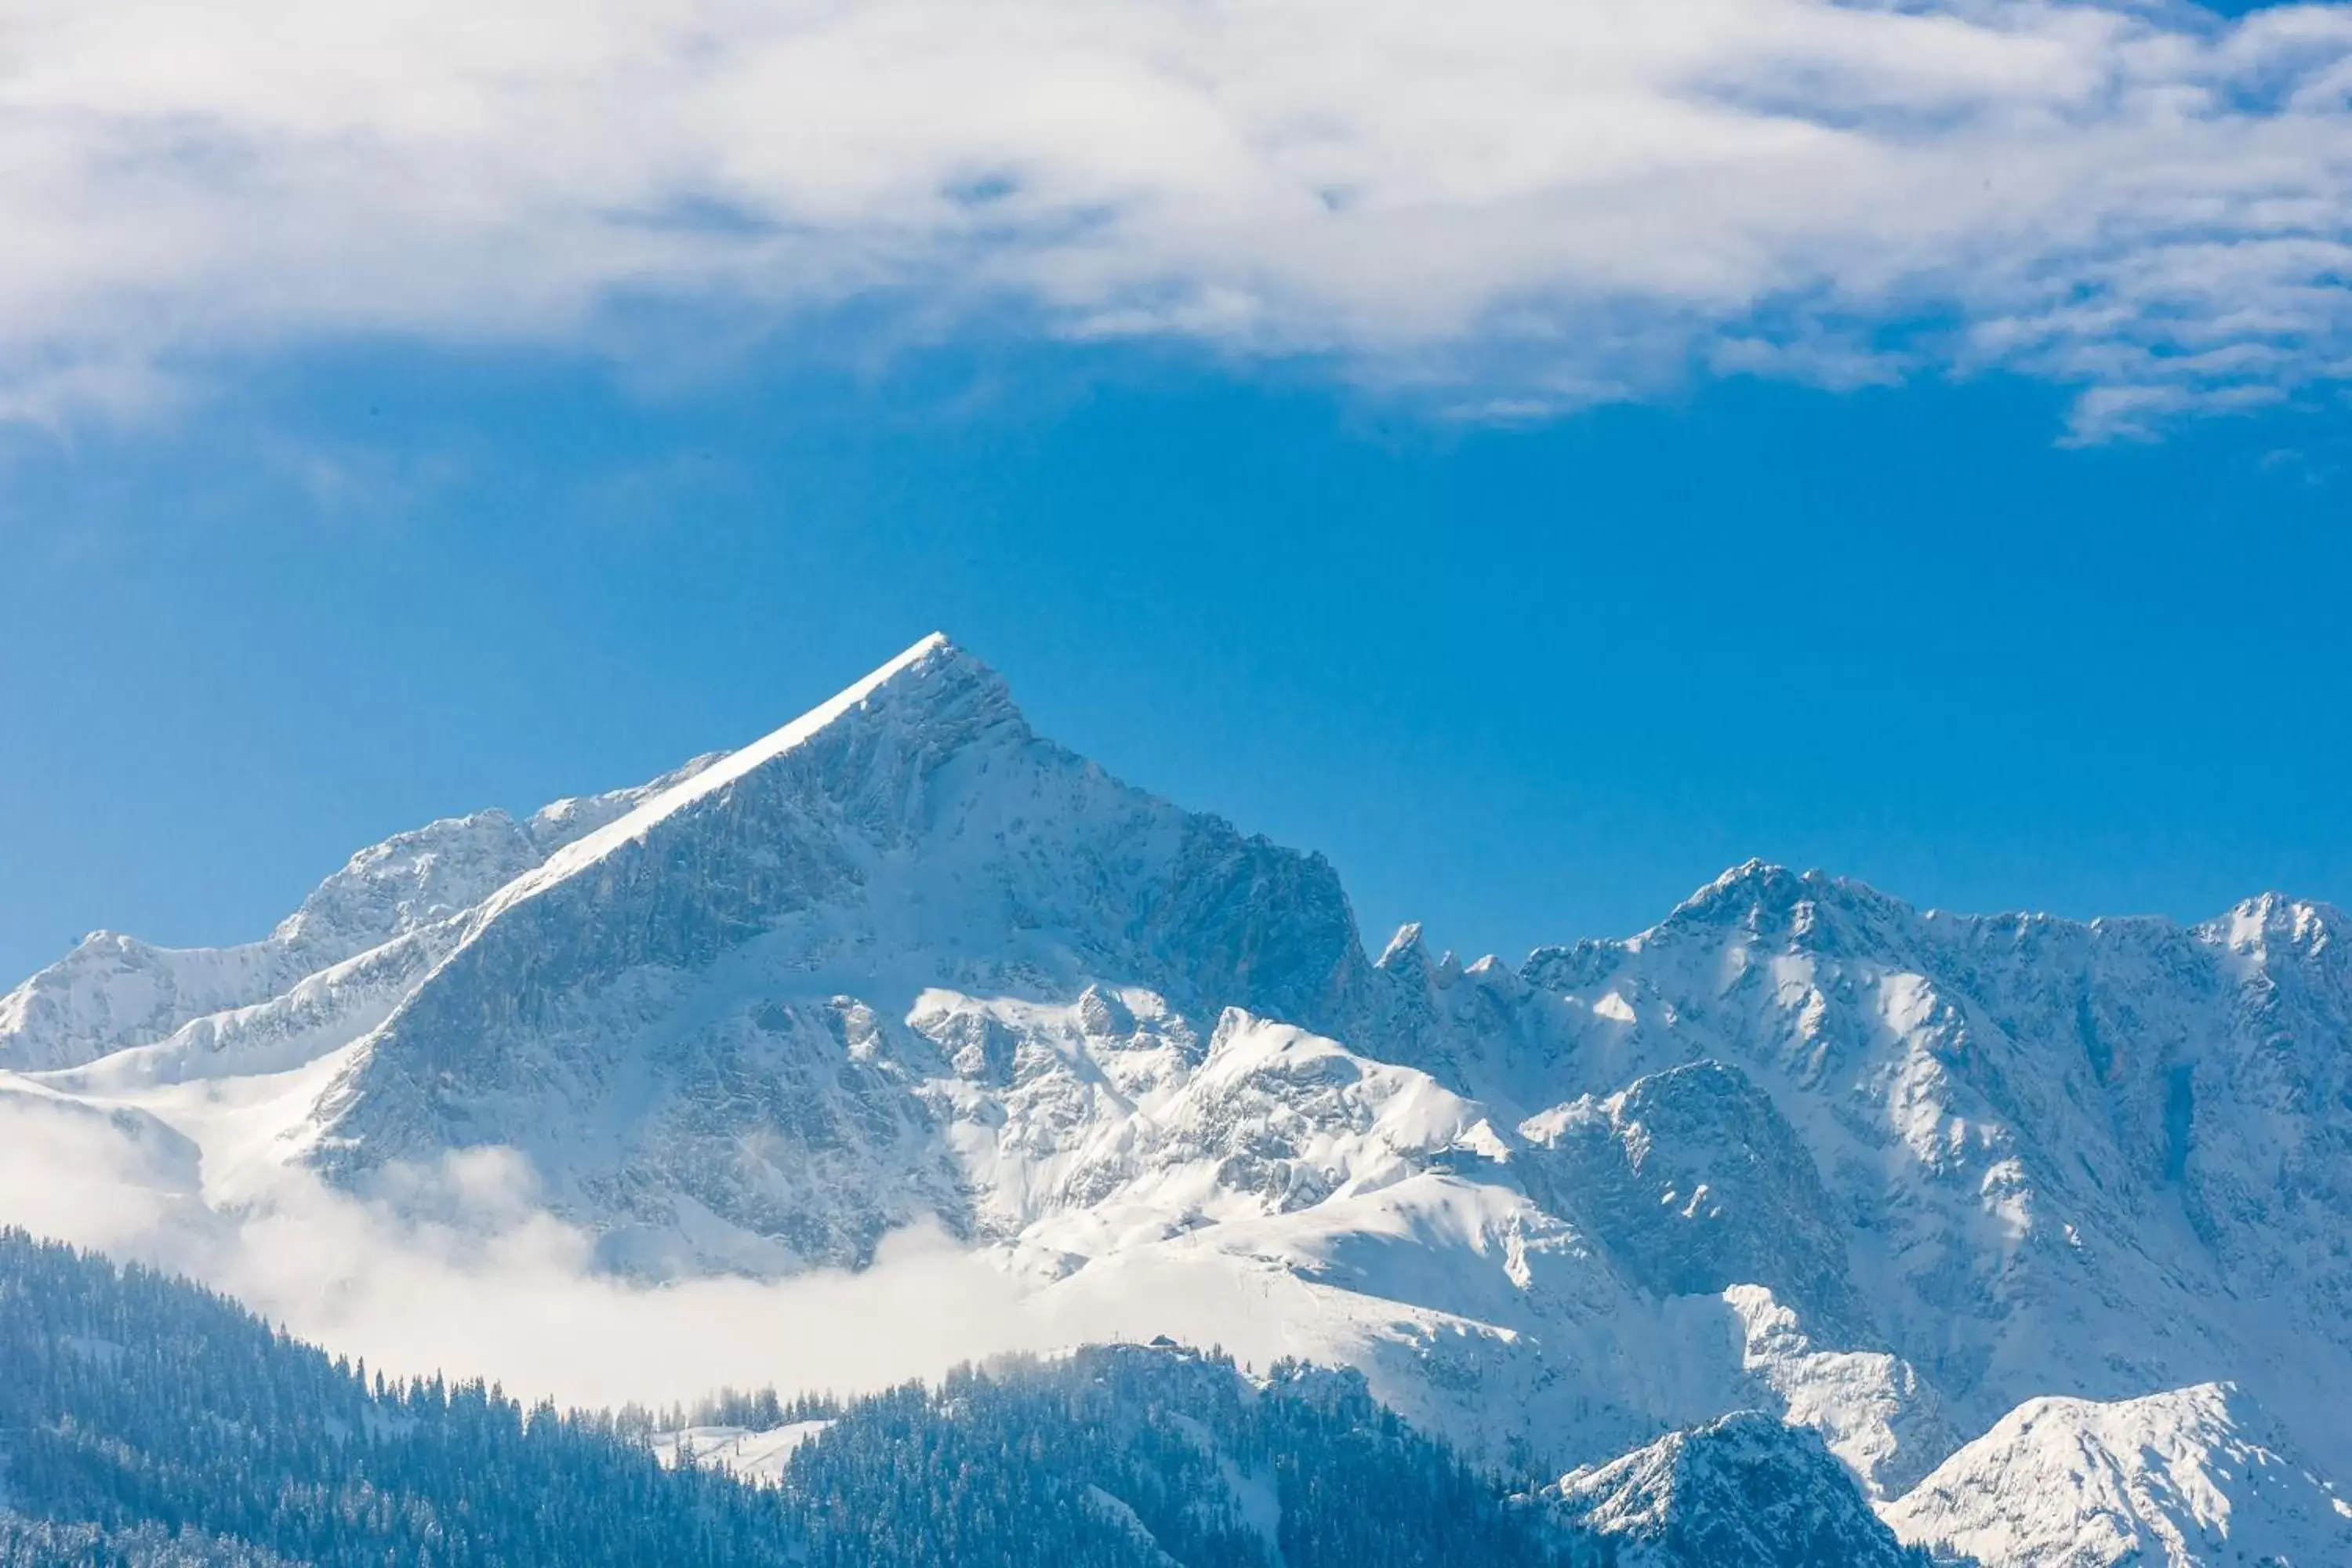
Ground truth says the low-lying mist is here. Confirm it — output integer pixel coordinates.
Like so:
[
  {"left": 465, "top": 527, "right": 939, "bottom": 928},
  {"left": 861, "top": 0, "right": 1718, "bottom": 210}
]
[{"left": 0, "top": 1089, "right": 1327, "bottom": 1416}]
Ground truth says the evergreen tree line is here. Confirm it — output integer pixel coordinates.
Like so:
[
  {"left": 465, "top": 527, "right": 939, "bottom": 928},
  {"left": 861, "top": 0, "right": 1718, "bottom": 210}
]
[
  {"left": 616, "top": 1385, "right": 834, "bottom": 1439},
  {"left": 776, "top": 1347, "right": 1581, "bottom": 1568},
  {"left": 0, "top": 1232, "right": 797, "bottom": 1568},
  {"left": 0, "top": 1514, "right": 299, "bottom": 1568},
  {"left": 21, "top": 1228, "right": 1935, "bottom": 1565}
]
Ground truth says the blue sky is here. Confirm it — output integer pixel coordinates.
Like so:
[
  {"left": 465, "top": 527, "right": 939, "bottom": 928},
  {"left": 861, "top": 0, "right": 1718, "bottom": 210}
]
[
  {"left": 4, "top": 329, "right": 2347, "bottom": 982},
  {"left": 3, "top": 0, "right": 2350, "bottom": 981}
]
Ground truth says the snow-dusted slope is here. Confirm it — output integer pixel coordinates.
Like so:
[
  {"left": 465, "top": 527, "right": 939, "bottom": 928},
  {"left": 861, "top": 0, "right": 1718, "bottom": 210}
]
[
  {"left": 293, "top": 634, "right": 1374, "bottom": 1270},
  {"left": 1552, "top": 1410, "right": 1928, "bottom": 1566},
  {"left": 652, "top": 1421, "right": 834, "bottom": 1485},
  {"left": 1379, "top": 861, "right": 2352, "bottom": 1490},
  {"left": 4, "top": 633, "right": 2350, "bottom": 1566},
  {"left": 0, "top": 756, "right": 717, "bottom": 1075},
  {"left": 1884, "top": 1383, "right": 2352, "bottom": 1567}
]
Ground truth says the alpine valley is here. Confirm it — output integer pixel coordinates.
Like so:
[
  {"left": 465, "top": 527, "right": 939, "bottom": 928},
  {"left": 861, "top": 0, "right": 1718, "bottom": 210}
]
[{"left": 5, "top": 634, "right": 2350, "bottom": 1567}]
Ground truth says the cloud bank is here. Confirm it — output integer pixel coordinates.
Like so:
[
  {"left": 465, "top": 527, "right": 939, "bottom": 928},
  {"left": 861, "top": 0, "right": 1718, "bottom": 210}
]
[
  {"left": 5, "top": 0, "right": 2351, "bottom": 435},
  {"left": 0, "top": 1090, "right": 1356, "bottom": 1414}
]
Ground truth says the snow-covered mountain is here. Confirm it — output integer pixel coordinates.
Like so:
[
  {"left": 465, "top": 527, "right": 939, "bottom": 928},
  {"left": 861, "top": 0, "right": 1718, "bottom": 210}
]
[
  {"left": 1552, "top": 1410, "right": 1929, "bottom": 1566},
  {"left": 1884, "top": 1383, "right": 2352, "bottom": 1567},
  {"left": 5, "top": 633, "right": 2350, "bottom": 1566},
  {"left": 0, "top": 751, "right": 719, "bottom": 1077}
]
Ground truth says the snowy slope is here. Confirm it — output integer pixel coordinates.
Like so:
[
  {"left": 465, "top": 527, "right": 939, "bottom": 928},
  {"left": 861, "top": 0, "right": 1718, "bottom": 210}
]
[
  {"left": 3, "top": 633, "right": 2350, "bottom": 1566},
  {"left": 0, "top": 756, "right": 718, "bottom": 1075},
  {"left": 1553, "top": 1410, "right": 1928, "bottom": 1566},
  {"left": 1884, "top": 1383, "right": 2352, "bottom": 1567},
  {"left": 652, "top": 1421, "right": 834, "bottom": 1484},
  {"left": 1378, "top": 861, "right": 2352, "bottom": 1490},
  {"left": 292, "top": 635, "right": 1375, "bottom": 1272}
]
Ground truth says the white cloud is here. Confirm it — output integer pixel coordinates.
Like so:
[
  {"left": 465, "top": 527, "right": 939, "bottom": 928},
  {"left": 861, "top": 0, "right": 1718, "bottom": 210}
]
[
  {"left": 0, "top": 1090, "right": 1353, "bottom": 1412},
  {"left": 4, "top": 0, "right": 2350, "bottom": 434}
]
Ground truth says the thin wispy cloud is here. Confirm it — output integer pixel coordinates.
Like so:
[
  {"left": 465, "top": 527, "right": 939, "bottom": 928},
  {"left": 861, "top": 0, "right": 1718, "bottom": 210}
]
[{"left": 5, "top": 0, "right": 2350, "bottom": 435}]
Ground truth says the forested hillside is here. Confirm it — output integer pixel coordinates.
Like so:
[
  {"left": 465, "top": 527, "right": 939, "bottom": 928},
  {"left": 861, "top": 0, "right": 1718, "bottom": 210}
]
[
  {"left": 779, "top": 1348, "right": 1565, "bottom": 1567},
  {"left": 0, "top": 1231, "right": 799, "bottom": 1566},
  {"left": 0, "top": 1232, "right": 1577, "bottom": 1566}
]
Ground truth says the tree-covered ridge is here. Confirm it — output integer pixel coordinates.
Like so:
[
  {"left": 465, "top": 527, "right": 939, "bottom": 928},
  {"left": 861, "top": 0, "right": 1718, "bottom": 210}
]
[
  {"left": 782, "top": 1346, "right": 1570, "bottom": 1568},
  {"left": 0, "top": 1232, "right": 1577, "bottom": 1566},
  {"left": 0, "top": 1230, "right": 798, "bottom": 1567},
  {"left": 0, "top": 1515, "right": 301, "bottom": 1567},
  {"left": 1, "top": 1231, "right": 1929, "bottom": 1565}
]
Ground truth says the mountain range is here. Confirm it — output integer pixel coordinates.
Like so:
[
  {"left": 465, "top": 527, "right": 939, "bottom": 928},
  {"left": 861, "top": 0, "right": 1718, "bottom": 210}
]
[{"left": 4, "top": 633, "right": 2349, "bottom": 1566}]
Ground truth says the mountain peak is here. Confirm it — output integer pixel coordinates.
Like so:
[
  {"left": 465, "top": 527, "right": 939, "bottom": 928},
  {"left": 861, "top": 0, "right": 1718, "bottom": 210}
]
[
  {"left": 1657, "top": 859, "right": 1821, "bottom": 935},
  {"left": 1671, "top": 859, "right": 1809, "bottom": 915},
  {"left": 2200, "top": 891, "right": 2343, "bottom": 959},
  {"left": 1376, "top": 921, "right": 1426, "bottom": 970},
  {"left": 1650, "top": 859, "right": 1926, "bottom": 956},
  {"left": 1885, "top": 1382, "right": 2352, "bottom": 1568},
  {"left": 1554, "top": 1410, "right": 1926, "bottom": 1566},
  {"left": 302, "top": 630, "right": 1384, "bottom": 1212},
  {"left": 470, "top": 633, "right": 1015, "bottom": 925}
]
